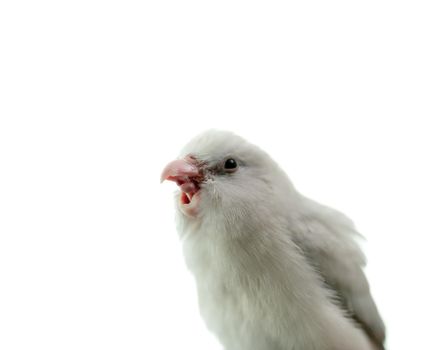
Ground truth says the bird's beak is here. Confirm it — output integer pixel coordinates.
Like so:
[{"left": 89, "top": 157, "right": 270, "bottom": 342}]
[
  {"left": 160, "top": 158, "right": 200, "bottom": 183},
  {"left": 161, "top": 157, "right": 203, "bottom": 217}
]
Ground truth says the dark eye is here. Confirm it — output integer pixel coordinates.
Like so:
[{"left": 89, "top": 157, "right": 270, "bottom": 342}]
[{"left": 224, "top": 158, "right": 238, "bottom": 171}]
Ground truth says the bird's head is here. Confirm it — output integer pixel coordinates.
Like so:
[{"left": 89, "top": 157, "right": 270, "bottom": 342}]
[{"left": 161, "top": 130, "right": 297, "bottom": 232}]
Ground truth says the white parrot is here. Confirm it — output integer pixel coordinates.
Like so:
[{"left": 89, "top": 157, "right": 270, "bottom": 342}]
[{"left": 161, "top": 130, "right": 386, "bottom": 350}]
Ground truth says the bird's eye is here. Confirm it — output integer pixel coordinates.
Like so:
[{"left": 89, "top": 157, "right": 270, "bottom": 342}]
[{"left": 224, "top": 158, "right": 238, "bottom": 172}]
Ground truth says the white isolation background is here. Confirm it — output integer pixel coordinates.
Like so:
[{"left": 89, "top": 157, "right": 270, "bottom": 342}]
[{"left": 0, "top": 1, "right": 427, "bottom": 349}]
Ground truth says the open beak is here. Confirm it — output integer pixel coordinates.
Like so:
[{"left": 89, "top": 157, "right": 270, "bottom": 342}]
[{"left": 161, "top": 157, "right": 203, "bottom": 217}]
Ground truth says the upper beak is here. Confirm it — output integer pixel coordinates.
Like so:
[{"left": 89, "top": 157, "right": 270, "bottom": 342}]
[{"left": 160, "top": 158, "right": 200, "bottom": 183}]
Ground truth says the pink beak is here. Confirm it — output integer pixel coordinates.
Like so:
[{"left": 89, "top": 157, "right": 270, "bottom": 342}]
[
  {"left": 160, "top": 158, "right": 200, "bottom": 183},
  {"left": 161, "top": 157, "right": 203, "bottom": 216}
]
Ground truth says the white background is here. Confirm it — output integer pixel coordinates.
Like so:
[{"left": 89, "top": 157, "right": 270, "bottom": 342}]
[{"left": 1, "top": 1, "right": 427, "bottom": 349}]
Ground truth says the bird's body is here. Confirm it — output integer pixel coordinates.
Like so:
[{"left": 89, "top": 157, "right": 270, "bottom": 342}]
[{"left": 161, "top": 130, "right": 385, "bottom": 350}]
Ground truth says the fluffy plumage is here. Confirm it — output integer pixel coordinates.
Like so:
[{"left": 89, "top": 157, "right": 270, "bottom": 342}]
[{"left": 162, "top": 130, "right": 385, "bottom": 350}]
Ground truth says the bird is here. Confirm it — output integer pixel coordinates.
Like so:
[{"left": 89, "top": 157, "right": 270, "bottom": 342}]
[{"left": 161, "top": 130, "right": 386, "bottom": 350}]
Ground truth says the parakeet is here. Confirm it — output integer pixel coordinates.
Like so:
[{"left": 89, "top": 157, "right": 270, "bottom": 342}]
[{"left": 161, "top": 130, "right": 385, "bottom": 350}]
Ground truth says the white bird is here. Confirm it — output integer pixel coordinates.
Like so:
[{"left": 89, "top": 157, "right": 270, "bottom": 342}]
[{"left": 161, "top": 130, "right": 386, "bottom": 350}]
